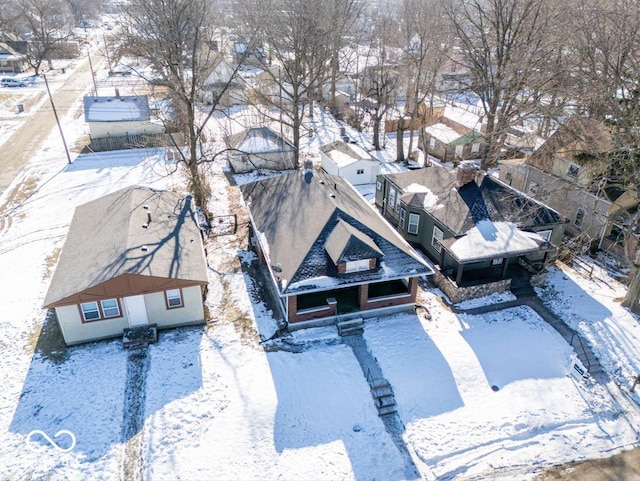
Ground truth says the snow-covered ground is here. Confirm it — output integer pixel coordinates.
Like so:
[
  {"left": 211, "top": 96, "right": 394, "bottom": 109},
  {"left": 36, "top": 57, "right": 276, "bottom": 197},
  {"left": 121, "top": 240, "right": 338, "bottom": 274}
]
[{"left": 1, "top": 74, "right": 640, "bottom": 480}]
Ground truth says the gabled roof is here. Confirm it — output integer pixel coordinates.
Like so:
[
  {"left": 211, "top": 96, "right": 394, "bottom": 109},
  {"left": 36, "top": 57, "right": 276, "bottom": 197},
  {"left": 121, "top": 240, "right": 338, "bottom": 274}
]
[
  {"left": 226, "top": 126, "right": 296, "bottom": 154},
  {"left": 384, "top": 166, "right": 563, "bottom": 236},
  {"left": 0, "top": 42, "right": 23, "bottom": 58},
  {"left": 527, "top": 116, "right": 614, "bottom": 172},
  {"left": 44, "top": 186, "right": 208, "bottom": 308},
  {"left": 325, "top": 219, "right": 383, "bottom": 264},
  {"left": 241, "top": 171, "right": 432, "bottom": 295},
  {"left": 83, "top": 95, "right": 151, "bottom": 123},
  {"left": 320, "top": 140, "right": 378, "bottom": 167}
]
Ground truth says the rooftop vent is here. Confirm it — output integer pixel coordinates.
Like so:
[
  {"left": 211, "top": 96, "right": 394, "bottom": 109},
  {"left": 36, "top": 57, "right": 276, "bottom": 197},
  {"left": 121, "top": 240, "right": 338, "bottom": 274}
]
[
  {"left": 142, "top": 223, "right": 148, "bottom": 229},
  {"left": 141, "top": 245, "right": 149, "bottom": 252}
]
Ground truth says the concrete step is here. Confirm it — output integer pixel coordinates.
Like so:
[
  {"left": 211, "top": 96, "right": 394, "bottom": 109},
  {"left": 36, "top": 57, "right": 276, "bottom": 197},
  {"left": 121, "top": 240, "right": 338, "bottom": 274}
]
[
  {"left": 378, "top": 404, "right": 398, "bottom": 416},
  {"left": 369, "top": 378, "right": 390, "bottom": 390},
  {"left": 371, "top": 384, "right": 394, "bottom": 398},
  {"left": 376, "top": 394, "right": 396, "bottom": 408},
  {"left": 337, "top": 318, "right": 364, "bottom": 336}
]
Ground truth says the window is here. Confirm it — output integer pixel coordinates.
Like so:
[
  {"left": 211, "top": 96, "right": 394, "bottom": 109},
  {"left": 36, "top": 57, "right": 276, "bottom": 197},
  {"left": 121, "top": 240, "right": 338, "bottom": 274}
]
[
  {"left": 80, "top": 302, "right": 100, "bottom": 321},
  {"left": 166, "top": 289, "right": 183, "bottom": 308},
  {"left": 100, "top": 299, "right": 120, "bottom": 318},
  {"left": 567, "top": 164, "right": 580, "bottom": 178},
  {"left": 528, "top": 182, "right": 538, "bottom": 195},
  {"left": 491, "top": 258, "right": 503, "bottom": 266},
  {"left": 399, "top": 207, "right": 406, "bottom": 229},
  {"left": 388, "top": 188, "right": 396, "bottom": 210},
  {"left": 454, "top": 144, "right": 463, "bottom": 157},
  {"left": 356, "top": 169, "right": 364, "bottom": 175},
  {"left": 432, "top": 225, "right": 443, "bottom": 252},
  {"left": 376, "top": 180, "right": 382, "bottom": 191},
  {"left": 471, "top": 143, "right": 480, "bottom": 153},
  {"left": 505, "top": 172, "right": 513, "bottom": 185},
  {"left": 345, "top": 259, "right": 371, "bottom": 273},
  {"left": 574, "top": 208, "right": 585, "bottom": 228},
  {"left": 408, "top": 213, "right": 420, "bottom": 235},
  {"left": 429, "top": 137, "right": 435, "bottom": 149}
]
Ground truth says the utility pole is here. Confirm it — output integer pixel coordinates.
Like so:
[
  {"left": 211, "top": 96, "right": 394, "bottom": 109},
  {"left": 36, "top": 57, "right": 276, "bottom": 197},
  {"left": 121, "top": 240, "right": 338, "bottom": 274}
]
[
  {"left": 102, "top": 33, "right": 112, "bottom": 72},
  {"left": 87, "top": 47, "right": 98, "bottom": 96},
  {"left": 43, "top": 74, "right": 72, "bottom": 165}
]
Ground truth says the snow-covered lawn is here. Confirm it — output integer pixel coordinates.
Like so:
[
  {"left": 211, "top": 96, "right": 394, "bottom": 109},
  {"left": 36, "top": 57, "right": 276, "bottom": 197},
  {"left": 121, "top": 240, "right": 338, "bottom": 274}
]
[{"left": 1, "top": 98, "right": 639, "bottom": 479}]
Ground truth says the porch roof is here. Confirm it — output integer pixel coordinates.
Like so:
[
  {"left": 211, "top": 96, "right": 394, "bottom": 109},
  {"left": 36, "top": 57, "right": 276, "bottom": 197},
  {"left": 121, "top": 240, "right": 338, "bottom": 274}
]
[{"left": 439, "top": 220, "right": 547, "bottom": 263}]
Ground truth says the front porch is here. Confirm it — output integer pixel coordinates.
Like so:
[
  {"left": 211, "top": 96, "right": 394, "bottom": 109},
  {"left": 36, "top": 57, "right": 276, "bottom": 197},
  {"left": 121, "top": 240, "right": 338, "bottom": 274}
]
[
  {"left": 287, "top": 278, "right": 419, "bottom": 325},
  {"left": 434, "top": 263, "right": 546, "bottom": 304}
]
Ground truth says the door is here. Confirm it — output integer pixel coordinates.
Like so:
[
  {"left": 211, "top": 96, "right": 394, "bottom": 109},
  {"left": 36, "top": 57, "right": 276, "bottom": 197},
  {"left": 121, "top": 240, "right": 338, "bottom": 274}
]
[{"left": 124, "top": 295, "right": 149, "bottom": 327}]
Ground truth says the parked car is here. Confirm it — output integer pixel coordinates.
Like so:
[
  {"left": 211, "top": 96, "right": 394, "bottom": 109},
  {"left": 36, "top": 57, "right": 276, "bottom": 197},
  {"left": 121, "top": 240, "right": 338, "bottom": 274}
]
[{"left": 1, "top": 78, "right": 27, "bottom": 88}]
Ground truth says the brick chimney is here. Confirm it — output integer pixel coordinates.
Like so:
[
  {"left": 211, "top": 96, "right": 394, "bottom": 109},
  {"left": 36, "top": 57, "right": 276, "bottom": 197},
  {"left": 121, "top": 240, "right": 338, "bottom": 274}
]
[{"left": 456, "top": 160, "right": 479, "bottom": 188}]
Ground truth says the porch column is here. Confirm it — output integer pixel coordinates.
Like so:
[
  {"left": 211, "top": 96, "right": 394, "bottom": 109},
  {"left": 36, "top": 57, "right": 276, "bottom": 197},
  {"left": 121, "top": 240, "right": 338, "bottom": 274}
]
[
  {"left": 287, "top": 296, "right": 297, "bottom": 323},
  {"left": 408, "top": 277, "right": 418, "bottom": 301},
  {"left": 359, "top": 284, "right": 369, "bottom": 310},
  {"left": 456, "top": 264, "right": 464, "bottom": 285},
  {"left": 500, "top": 258, "right": 509, "bottom": 278}
]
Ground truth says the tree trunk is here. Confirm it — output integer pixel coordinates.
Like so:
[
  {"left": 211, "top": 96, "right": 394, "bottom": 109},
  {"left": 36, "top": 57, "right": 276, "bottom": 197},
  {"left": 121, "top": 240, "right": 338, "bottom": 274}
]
[
  {"left": 373, "top": 116, "right": 382, "bottom": 150},
  {"left": 396, "top": 117, "right": 405, "bottom": 163},
  {"left": 622, "top": 266, "right": 640, "bottom": 313}
]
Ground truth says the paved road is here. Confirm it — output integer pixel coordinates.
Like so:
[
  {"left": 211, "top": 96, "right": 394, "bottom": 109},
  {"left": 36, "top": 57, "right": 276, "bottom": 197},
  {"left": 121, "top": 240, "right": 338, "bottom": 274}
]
[{"left": 0, "top": 55, "right": 94, "bottom": 195}]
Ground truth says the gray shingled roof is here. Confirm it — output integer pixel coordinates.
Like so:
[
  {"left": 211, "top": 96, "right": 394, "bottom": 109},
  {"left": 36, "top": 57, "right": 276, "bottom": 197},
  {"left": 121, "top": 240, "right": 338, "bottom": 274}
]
[
  {"left": 241, "top": 171, "right": 433, "bottom": 295},
  {"left": 385, "top": 166, "right": 563, "bottom": 236},
  {"left": 324, "top": 219, "right": 383, "bottom": 264},
  {"left": 44, "top": 186, "right": 208, "bottom": 307}
]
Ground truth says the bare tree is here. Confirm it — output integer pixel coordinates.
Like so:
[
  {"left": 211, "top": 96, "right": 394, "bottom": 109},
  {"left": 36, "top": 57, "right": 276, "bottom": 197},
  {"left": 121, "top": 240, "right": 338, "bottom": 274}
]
[
  {"left": 238, "top": 0, "right": 335, "bottom": 168},
  {"left": 568, "top": 0, "right": 640, "bottom": 311},
  {"left": 16, "top": 0, "right": 73, "bottom": 75},
  {"left": 399, "top": 0, "right": 452, "bottom": 162},
  {"left": 63, "top": 0, "right": 105, "bottom": 25},
  {"left": 360, "top": 13, "right": 403, "bottom": 151},
  {"left": 325, "top": 0, "right": 365, "bottom": 114},
  {"left": 119, "top": 0, "right": 254, "bottom": 210},
  {"left": 445, "top": 0, "right": 560, "bottom": 169}
]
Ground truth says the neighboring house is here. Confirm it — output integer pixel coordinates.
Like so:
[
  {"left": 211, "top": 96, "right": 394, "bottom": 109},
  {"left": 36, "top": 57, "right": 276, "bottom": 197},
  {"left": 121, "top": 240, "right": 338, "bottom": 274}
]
[
  {"left": 420, "top": 105, "right": 486, "bottom": 162},
  {"left": 201, "top": 57, "right": 246, "bottom": 107},
  {"left": 43, "top": 186, "right": 209, "bottom": 346},
  {"left": 0, "top": 42, "right": 26, "bottom": 73},
  {"left": 83, "top": 94, "right": 165, "bottom": 140},
  {"left": 226, "top": 126, "right": 296, "bottom": 173},
  {"left": 320, "top": 140, "right": 380, "bottom": 185},
  {"left": 422, "top": 121, "right": 484, "bottom": 162},
  {"left": 499, "top": 116, "right": 637, "bottom": 263},
  {"left": 376, "top": 162, "right": 564, "bottom": 302},
  {"left": 241, "top": 170, "right": 433, "bottom": 328}
]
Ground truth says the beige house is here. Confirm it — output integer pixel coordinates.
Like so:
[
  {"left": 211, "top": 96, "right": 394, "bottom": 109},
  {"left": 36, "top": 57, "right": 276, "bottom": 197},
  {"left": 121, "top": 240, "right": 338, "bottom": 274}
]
[
  {"left": 83, "top": 95, "right": 164, "bottom": 140},
  {"left": 43, "top": 186, "right": 209, "bottom": 346},
  {"left": 499, "top": 116, "right": 638, "bottom": 263}
]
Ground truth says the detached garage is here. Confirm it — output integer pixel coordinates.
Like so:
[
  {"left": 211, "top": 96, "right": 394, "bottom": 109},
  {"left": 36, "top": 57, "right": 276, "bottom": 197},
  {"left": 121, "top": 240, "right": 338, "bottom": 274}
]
[{"left": 320, "top": 140, "right": 380, "bottom": 186}]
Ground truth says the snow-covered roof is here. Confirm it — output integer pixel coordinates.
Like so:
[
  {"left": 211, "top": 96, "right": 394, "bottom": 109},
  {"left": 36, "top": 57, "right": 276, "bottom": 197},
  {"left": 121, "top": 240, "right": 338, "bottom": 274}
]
[
  {"left": 83, "top": 95, "right": 151, "bottom": 123},
  {"left": 227, "top": 126, "right": 296, "bottom": 154},
  {"left": 444, "top": 104, "right": 484, "bottom": 130},
  {"left": 425, "top": 123, "right": 462, "bottom": 144},
  {"left": 441, "top": 220, "right": 545, "bottom": 262},
  {"left": 320, "top": 140, "right": 378, "bottom": 167}
]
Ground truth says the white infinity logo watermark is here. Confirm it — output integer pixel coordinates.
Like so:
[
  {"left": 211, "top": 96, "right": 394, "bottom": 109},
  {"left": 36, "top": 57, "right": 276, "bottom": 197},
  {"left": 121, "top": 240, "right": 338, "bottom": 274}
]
[{"left": 27, "top": 430, "right": 76, "bottom": 452}]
